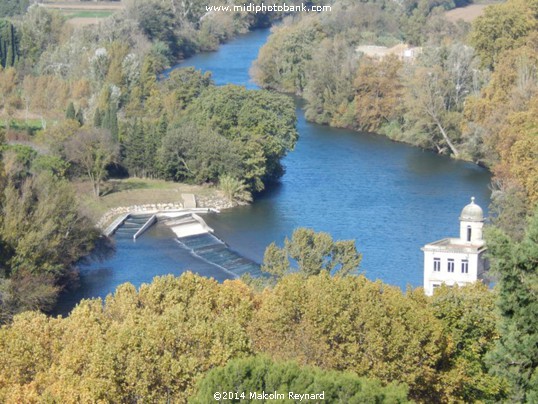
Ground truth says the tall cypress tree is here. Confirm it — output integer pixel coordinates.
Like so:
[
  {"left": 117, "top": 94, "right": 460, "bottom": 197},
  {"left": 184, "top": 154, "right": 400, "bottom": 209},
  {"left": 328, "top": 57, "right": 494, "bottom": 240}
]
[
  {"left": 123, "top": 119, "right": 147, "bottom": 177},
  {"left": 0, "top": 19, "right": 19, "bottom": 68},
  {"left": 486, "top": 210, "right": 538, "bottom": 402},
  {"left": 76, "top": 108, "right": 84, "bottom": 126},
  {"left": 93, "top": 108, "right": 102, "bottom": 127},
  {"left": 66, "top": 102, "right": 76, "bottom": 120}
]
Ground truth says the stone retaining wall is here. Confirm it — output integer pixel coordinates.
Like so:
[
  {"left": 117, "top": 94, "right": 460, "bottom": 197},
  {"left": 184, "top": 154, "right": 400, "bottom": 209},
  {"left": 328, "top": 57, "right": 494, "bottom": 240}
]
[{"left": 96, "top": 194, "right": 237, "bottom": 230}]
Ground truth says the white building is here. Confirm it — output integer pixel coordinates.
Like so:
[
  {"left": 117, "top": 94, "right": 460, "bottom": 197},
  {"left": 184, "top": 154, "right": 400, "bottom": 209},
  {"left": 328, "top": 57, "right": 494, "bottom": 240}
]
[{"left": 422, "top": 197, "right": 489, "bottom": 296}]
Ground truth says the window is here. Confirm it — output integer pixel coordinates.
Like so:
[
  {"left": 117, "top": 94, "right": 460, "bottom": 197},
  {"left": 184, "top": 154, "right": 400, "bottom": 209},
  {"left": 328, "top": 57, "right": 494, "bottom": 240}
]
[
  {"left": 467, "top": 226, "right": 472, "bottom": 242},
  {"left": 447, "top": 259, "right": 455, "bottom": 273},
  {"left": 462, "top": 259, "right": 469, "bottom": 274},
  {"left": 433, "top": 258, "right": 441, "bottom": 272}
]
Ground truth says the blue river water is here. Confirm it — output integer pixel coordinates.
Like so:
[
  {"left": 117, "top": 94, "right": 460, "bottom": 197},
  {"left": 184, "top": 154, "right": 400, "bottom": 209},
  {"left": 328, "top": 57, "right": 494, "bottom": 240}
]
[{"left": 56, "top": 28, "right": 491, "bottom": 314}]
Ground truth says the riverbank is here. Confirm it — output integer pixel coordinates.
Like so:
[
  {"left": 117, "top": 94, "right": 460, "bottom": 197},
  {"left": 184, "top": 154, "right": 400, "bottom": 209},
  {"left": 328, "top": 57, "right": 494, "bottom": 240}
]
[{"left": 75, "top": 178, "right": 235, "bottom": 228}]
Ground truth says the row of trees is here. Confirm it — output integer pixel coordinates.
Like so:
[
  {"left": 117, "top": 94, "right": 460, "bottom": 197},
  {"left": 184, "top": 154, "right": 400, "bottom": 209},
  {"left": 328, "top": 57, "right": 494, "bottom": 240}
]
[
  {"left": 0, "top": 267, "right": 504, "bottom": 402},
  {"left": 1, "top": 208, "right": 535, "bottom": 401}
]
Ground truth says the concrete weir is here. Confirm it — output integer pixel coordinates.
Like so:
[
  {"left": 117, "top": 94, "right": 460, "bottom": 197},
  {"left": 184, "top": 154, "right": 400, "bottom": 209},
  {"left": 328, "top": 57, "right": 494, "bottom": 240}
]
[
  {"left": 133, "top": 215, "right": 157, "bottom": 240},
  {"left": 106, "top": 209, "right": 261, "bottom": 277}
]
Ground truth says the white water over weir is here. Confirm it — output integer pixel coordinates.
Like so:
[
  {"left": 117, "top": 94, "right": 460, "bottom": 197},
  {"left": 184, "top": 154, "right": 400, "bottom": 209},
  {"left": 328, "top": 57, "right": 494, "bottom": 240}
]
[{"left": 109, "top": 211, "right": 262, "bottom": 278}]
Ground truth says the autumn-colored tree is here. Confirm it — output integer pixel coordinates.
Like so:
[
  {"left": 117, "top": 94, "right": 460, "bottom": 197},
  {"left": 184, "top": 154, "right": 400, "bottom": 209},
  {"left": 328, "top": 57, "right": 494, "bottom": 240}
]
[
  {"left": 250, "top": 273, "right": 447, "bottom": 401},
  {"left": 0, "top": 274, "right": 255, "bottom": 402},
  {"left": 353, "top": 55, "right": 404, "bottom": 132},
  {"left": 429, "top": 283, "right": 507, "bottom": 401}
]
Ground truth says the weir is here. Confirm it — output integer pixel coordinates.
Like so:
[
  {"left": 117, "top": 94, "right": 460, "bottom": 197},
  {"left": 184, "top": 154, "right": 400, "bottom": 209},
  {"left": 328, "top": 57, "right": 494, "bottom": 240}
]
[
  {"left": 111, "top": 211, "right": 261, "bottom": 278},
  {"left": 133, "top": 215, "right": 157, "bottom": 240}
]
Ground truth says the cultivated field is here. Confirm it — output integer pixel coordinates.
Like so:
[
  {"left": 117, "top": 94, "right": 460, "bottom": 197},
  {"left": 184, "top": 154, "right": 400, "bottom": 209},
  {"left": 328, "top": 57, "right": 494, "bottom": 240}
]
[{"left": 40, "top": 1, "right": 124, "bottom": 26}]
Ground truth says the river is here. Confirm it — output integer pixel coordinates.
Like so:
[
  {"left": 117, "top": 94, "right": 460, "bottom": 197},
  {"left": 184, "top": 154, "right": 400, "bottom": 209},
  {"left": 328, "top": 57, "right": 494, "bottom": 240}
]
[{"left": 56, "top": 28, "right": 491, "bottom": 314}]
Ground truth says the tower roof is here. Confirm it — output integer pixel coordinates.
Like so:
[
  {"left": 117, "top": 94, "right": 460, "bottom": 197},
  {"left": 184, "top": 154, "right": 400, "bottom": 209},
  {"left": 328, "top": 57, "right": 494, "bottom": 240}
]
[{"left": 460, "top": 197, "right": 484, "bottom": 222}]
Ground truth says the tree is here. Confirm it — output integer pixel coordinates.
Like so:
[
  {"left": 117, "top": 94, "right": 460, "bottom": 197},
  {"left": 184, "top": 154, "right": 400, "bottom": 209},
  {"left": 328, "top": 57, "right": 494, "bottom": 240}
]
[
  {"left": 470, "top": 0, "right": 536, "bottom": 69},
  {"left": 75, "top": 108, "right": 84, "bottom": 126},
  {"left": 0, "top": 173, "right": 96, "bottom": 276},
  {"left": 121, "top": 119, "right": 147, "bottom": 177},
  {"left": 303, "top": 35, "right": 359, "bottom": 127},
  {"left": 429, "top": 283, "right": 507, "bottom": 401},
  {"left": 486, "top": 209, "right": 538, "bottom": 402},
  {"left": 65, "top": 102, "right": 75, "bottom": 120},
  {"left": 250, "top": 273, "right": 447, "bottom": 401},
  {"left": 251, "top": 16, "right": 325, "bottom": 94},
  {"left": 353, "top": 55, "right": 404, "bottom": 132},
  {"left": 262, "top": 228, "right": 362, "bottom": 279},
  {"left": 191, "top": 356, "right": 411, "bottom": 403},
  {"left": 158, "top": 120, "right": 241, "bottom": 184},
  {"left": 185, "top": 85, "right": 298, "bottom": 192},
  {"left": 405, "top": 66, "right": 461, "bottom": 156},
  {"left": 64, "top": 128, "right": 119, "bottom": 197},
  {"left": 0, "top": 20, "right": 19, "bottom": 68},
  {"left": 0, "top": 274, "right": 255, "bottom": 401}
]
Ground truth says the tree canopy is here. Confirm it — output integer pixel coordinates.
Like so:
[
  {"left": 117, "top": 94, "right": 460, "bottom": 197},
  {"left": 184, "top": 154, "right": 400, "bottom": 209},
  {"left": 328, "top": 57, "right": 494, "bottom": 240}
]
[{"left": 191, "top": 355, "right": 411, "bottom": 403}]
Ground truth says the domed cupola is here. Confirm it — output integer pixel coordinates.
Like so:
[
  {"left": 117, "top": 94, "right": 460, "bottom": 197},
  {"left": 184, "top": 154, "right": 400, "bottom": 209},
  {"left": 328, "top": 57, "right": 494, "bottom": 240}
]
[
  {"left": 459, "top": 197, "right": 484, "bottom": 243},
  {"left": 460, "top": 197, "right": 484, "bottom": 222}
]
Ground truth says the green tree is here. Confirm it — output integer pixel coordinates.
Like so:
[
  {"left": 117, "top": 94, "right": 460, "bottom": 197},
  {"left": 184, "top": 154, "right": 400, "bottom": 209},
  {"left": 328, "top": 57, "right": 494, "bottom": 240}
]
[
  {"left": 262, "top": 228, "right": 362, "bottom": 278},
  {"left": 470, "top": 0, "right": 536, "bottom": 69},
  {"left": 158, "top": 120, "right": 241, "bottom": 184},
  {"left": 121, "top": 119, "right": 147, "bottom": 177},
  {"left": 65, "top": 102, "right": 75, "bottom": 120},
  {"left": 0, "top": 0, "right": 29, "bottom": 18},
  {"left": 430, "top": 283, "right": 507, "bottom": 401},
  {"left": 185, "top": 85, "right": 298, "bottom": 192},
  {"left": 191, "top": 356, "right": 411, "bottom": 403},
  {"left": 75, "top": 108, "right": 84, "bottom": 126},
  {"left": 252, "top": 17, "right": 325, "bottom": 94},
  {"left": 486, "top": 209, "right": 538, "bottom": 402},
  {"left": 0, "top": 173, "right": 96, "bottom": 276},
  {"left": 0, "top": 20, "right": 19, "bottom": 68}
]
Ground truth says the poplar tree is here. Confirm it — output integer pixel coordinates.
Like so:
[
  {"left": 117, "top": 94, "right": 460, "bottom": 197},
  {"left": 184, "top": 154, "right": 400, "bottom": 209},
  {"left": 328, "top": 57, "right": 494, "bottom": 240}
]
[{"left": 65, "top": 102, "right": 76, "bottom": 120}]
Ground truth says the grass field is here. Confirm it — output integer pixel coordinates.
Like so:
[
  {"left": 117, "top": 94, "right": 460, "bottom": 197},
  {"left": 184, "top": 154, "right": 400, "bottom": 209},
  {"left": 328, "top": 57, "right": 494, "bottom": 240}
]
[
  {"left": 444, "top": 2, "right": 502, "bottom": 23},
  {"left": 41, "top": 1, "right": 123, "bottom": 25},
  {"left": 76, "top": 178, "right": 220, "bottom": 223},
  {"left": 0, "top": 118, "right": 44, "bottom": 131},
  {"left": 63, "top": 10, "right": 115, "bottom": 18}
]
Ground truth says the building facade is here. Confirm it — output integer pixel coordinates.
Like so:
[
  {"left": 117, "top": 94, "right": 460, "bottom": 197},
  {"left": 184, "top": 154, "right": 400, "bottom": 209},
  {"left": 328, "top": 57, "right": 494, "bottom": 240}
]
[{"left": 422, "top": 197, "right": 488, "bottom": 296}]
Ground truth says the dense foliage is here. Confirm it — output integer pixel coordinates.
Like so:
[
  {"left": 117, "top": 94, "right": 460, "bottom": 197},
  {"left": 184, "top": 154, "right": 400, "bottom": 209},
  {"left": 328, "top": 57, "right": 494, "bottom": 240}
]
[
  {"left": 0, "top": 269, "right": 504, "bottom": 403},
  {"left": 486, "top": 208, "right": 538, "bottom": 402},
  {"left": 0, "top": 134, "right": 98, "bottom": 323},
  {"left": 191, "top": 356, "right": 411, "bottom": 403},
  {"left": 0, "top": 0, "right": 28, "bottom": 18},
  {"left": 0, "top": 3, "right": 299, "bottom": 199}
]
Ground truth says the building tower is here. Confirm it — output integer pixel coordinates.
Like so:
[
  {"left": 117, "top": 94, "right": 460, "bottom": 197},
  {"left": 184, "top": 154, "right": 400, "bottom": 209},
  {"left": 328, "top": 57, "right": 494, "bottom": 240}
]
[{"left": 422, "top": 197, "right": 488, "bottom": 296}]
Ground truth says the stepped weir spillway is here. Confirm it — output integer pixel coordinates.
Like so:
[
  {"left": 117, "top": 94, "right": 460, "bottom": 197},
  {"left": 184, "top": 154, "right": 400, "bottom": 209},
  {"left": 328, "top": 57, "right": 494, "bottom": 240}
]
[{"left": 111, "top": 212, "right": 261, "bottom": 278}]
